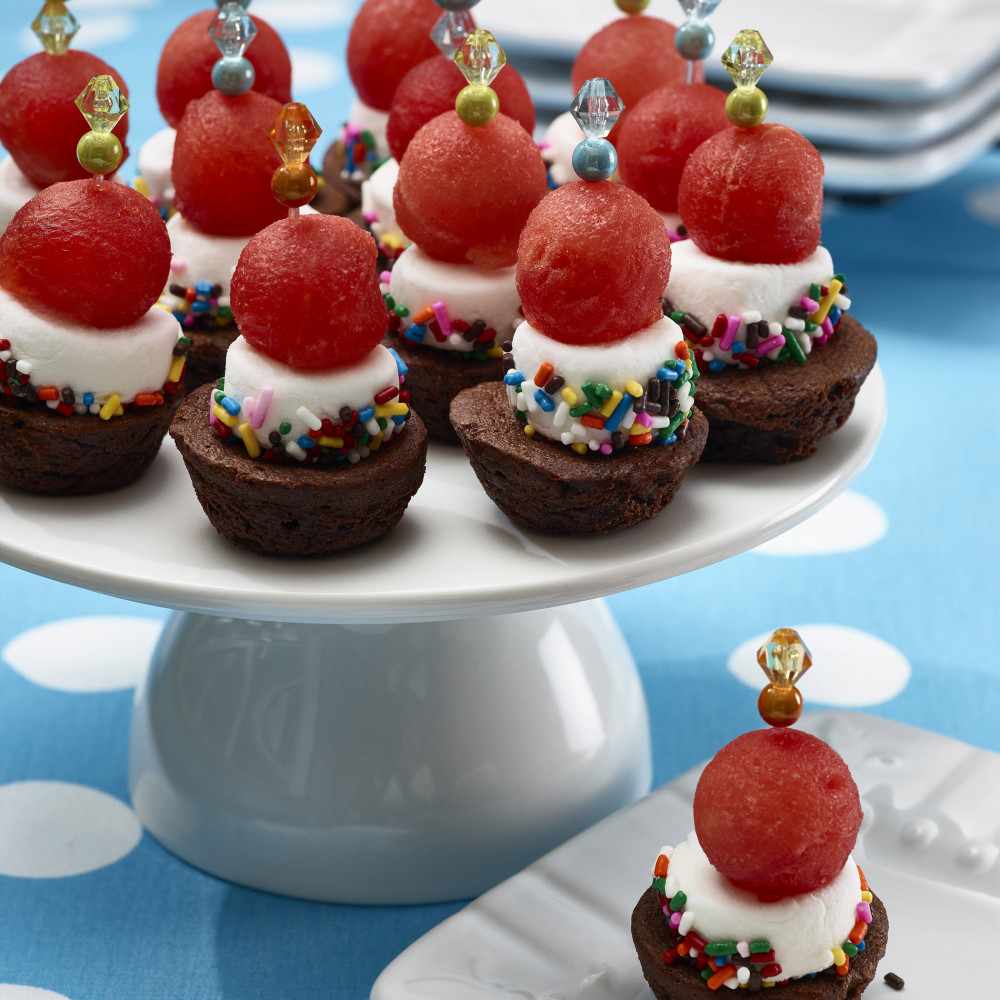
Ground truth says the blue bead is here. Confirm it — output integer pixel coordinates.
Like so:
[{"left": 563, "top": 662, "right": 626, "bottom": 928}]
[
  {"left": 212, "top": 57, "right": 254, "bottom": 97},
  {"left": 674, "top": 20, "right": 715, "bottom": 61},
  {"left": 572, "top": 138, "right": 617, "bottom": 183},
  {"left": 297, "top": 436, "right": 314, "bottom": 450},
  {"left": 731, "top": 341, "right": 745, "bottom": 354},
  {"left": 708, "top": 359, "right": 725, "bottom": 372},
  {"left": 83, "top": 392, "right": 94, "bottom": 406}
]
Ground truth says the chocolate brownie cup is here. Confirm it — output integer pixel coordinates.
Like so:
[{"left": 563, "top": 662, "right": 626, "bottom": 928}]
[
  {"left": 450, "top": 382, "right": 708, "bottom": 534},
  {"left": 632, "top": 885, "right": 888, "bottom": 1000},
  {"left": 690, "top": 315, "right": 876, "bottom": 463},
  {"left": 171, "top": 383, "right": 427, "bottom": 556},
  {"left": 0, "top": 390, "right": 182, "bottom": 495}
]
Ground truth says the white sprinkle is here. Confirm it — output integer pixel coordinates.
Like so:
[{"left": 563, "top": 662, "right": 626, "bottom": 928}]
[
  {"left": 723, "top": 976, "right": 739, "bottom": 989},
  {"left": 588, "top": 438, "right": 600, "bottom": 450},
  {"left": 737, "top": 941, "right": 750, "bottom": 959},
  {"left": 348, "top": 449, "right": 361, "bottom": 464},
  {"left": 664, "top": 875, "right": 679, "bottom": 897},
  {"left": 285, "top": 441, "right": 307, "bottom": 461},
  {"left": 737, "top": 966, "right": 750, "bottom": 984},
  {"left": 741, "top": 309, "right": 761, "bottom": 325},
  {"left": 89, "top": 402, "right": 101, "bottom": 414},
  {"left": 448, "top": 333, "right": 462, "bottom": 346},
  {"left": 784, "top": 317, "right": 805, "bottom": 332},
  {"left": 46, "top": 399, "right": 58, "bottom": 409},
  {"left": 678, "top": 910, "right": 695, "bottom": 934},
  {"left": 619, "top": 407, "right": 638, "bottom": 430},
  {"left": 170, "top": 255, "right": 186, "bottom": 272},
  {"left": 552, "top": 400, "right": 570, "bottom": 428},
  {"left": 0, "top": 350, "right": 9, "bottom": 361},
  {"left": 74, "top": 404, "right": 87, "bottom": 415},
  {"left": 837, "top": 294, "right": 852, "bottom": 309},
  {"left": 15, "top": 359, "right": 31, "bottom": 374},
  {"left": 296, "top": 405, "right": 321, "bottom": 431},
  {"left": 364, "top": 417, "right": 381, "bottom": 436},
  {"left": 796, "top": 331, "right": 812, "bottom": 354},
  {"left": 560, "top": 431, "right": 574, "bottom": 446},
  {"left": 768, "top": 321, "right": 783, "bottom": 337}
]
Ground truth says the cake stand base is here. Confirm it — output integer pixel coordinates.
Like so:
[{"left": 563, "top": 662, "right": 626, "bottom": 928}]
[{"left": 128, "top": 600, "right": 650, "bottom": 903}]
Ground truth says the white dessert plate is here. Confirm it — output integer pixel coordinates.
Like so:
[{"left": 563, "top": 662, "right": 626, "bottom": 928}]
[
  {"left": 372, "top": 710, "right": 1000, "bottom": 1000},
  {"left": 0, "top": 368, "right": 884, "bottom": 624}
]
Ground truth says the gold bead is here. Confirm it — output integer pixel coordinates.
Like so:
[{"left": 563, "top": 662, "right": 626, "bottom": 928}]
[
  {"left": 614, "top": 0, "right": 650, "bottom": 12},
  {"left": 76, "top": 131, "right": 122, "bottom": 175},
  {"left": 455, "top": 84, "right": 499, "bottom": 127},
  {"left": 271, "top": 162, "right": 317, "bottom": 208},
  {"left": 726, "top": 87, "right": 768, "bottom": 129},
  {"left": 757, "top": 683, "right": 803, "bottom": 728}
]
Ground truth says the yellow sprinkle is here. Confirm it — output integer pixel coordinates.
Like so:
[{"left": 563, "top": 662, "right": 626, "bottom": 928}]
[
  {"left": 98, "top": 393, "right": 121, "bottom": 421},
  {"left": 561, "top": 386, "right": 578, "bottom": 406},
  {"left": 154, "top": 300, "right": 171, "bottom": 313},
  {"left": 368, "top": 431, "right": 384, "bottom": 452},
  {"left": 571, "top": 442, "right": 587, "bottom": 455},
  {"left": 374, "top": 401, "right": 409, "bottom": 417},
  {"left": 486, "top": 345, "right": 503, "bottom": 359},
  {"left": 808, "top": 278, "right": 843, "bottom": 324},
  {"left": 628, "top": 421, "right": 647, "bottom": 436},
  {"left": 763, "top": 982, "right": 775, "bottom": 988},
  {"left": 625, "top": 380, "right": 643, "bottom": 397},
  {"left": 600, "top": 389, "right": 622, "bottom": 418},
  {"left": 523, "top": 424, "right": 536, "bottom": 437},
  {"left": 167, "top": 355, "right": 185, "bottom": 382},
  {"left": 381, "top": 233, "right": 403, "bottom": 250},
  {"left": 238, "top": 422, "right": 260, "bottom": 459},
  {"left": 861, "top": 890, "right": 873, "bottom": 903},
  {"left": 133, "top": 176, "right": 150, "bottom": 198},
  {"left": 318, "top": 436, "right": 344, "bottom": 448},
  {"left": 832, "top": 948, "right": 846, "bottom": 967},
  {"left": 211, "top": 404, "right": 238, "bottom": 428}
]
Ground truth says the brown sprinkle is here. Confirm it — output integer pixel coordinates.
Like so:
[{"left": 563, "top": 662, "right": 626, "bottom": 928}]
[{"left": 883, "top": 972, "right": 904, "bottom": 990}]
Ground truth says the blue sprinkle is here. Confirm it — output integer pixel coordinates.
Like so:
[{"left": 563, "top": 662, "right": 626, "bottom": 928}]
[
  {"left": 504, "top": 371, "right": 525, "bottom": 386},
  {"left": 674, "top": 359, "right": 686, "bottom": 373},
  {"left": 220, "top": 395, "right": 241, "bottom": 416},
  {"left": 194, "top": 280, "right": 213, "bottom": 295},
  {"left": 391, "top": 414, "right": 406, "bottom": 425},
  {"left": 828, "top": 305, "right": 842, "bottom": 325},
  {"left": 190, "top": 300, "right": 211, "bottom": 313},
  {"left": 708, "top": 360, "right": 726, "bottom": 372},
  {"left": 358, "top": 406, "right": 375, "bottom": 422},
  {"left": 533, "top": 388, "right": 555, "bottom": 412},
  {"left": 387, "top": 347, "right": 408, "bottom": 377},
  {"left": 665, "top": 434, "right": 677, "bottom": 445},
  {"left": 656, "top": 366, "right": 679, "bottom": 382},
  {"left": 171, "top": 310, "right": 186, "bottom": 323},
  {"left": 404, "top": 323, "right": 426, "bottom": 343},
  {"left": 83, "top": 392, "right": 94, "bottom": 406},
  {"left": 856, "top": 940, "right": 865, "bottom": 952},
  {"left": 604, "top": 393, "right": 633, "bottom": 433},
  {"left": 297, "top": 435, "right": 314, "bottom": 450},
  {"left": 731, "top": 341, "right": 745, "bottom": 354}
]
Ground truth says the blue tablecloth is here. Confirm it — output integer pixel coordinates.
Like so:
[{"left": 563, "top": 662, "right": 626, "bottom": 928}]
[{"left": 1, "top": 2, "right": 998, "bottom": 998}]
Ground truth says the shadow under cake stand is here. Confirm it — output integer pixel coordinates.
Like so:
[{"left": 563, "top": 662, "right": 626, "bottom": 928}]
[{"left": 0, "top": 367, "right": 885, "bottom": 904}]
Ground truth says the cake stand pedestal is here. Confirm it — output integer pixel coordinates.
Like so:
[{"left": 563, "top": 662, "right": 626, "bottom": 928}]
[{"left": 0, "top": 368, "right": 885, "bottom": 903}]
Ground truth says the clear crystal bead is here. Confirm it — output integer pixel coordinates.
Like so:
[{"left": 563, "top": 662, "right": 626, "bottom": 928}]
[
  {"left": 209, "top": 2, "right": 257, "bottom": 60},
  {"left": 722, "top": 29, "right": 773, "bottom": 90},
  {"left": 31, "top": 1, "right": 79, "bottom": 56},
  {"left": 431, "top": 10, "right": 477, "bottom": 60},
  {"left": 676, "top": 0, "right": 724, "bottom": 17},
  {"left": 570, "top": 78, "right": 624, "bottom": 140},
  {"left": 454, "top": 29, "right": 505, "bottom": 87}
]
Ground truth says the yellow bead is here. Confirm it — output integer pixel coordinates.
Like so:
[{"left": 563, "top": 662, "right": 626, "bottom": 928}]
[
  {"left": 76, "top": 131, "right": 122, "bottom": 175},
  {"left": 271, "top": 162, "right": 317, "bottom": 207},
  {"left": 614, "top": 0, "right": 650, "bottom": 11},
  {"left": 32, "top": 1, "right": 78, "bottom": 55},
  {"left": 455, "top": 84, "right": 498, "bottom": 127},
  {"left": 726, "top": 87, "right": 768, "bottom": 128},
  {"left": 75, "top": 74, "right": 129, "bottom": 134},
  {"left": 454, "top": 30, "right": 505, "bottom": 88}
]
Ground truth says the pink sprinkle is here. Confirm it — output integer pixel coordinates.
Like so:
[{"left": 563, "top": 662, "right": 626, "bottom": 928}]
[
  {"left": 183, "top": 314, "right": 194, "bottom": 327},
  {"left": 821, "top": 316, "right": 834, "bottom": 336},
  {"left": 536, "top": 140, "right": 551, "bottom": 151},
  {"left": 243, "top": 396, "right": 255, "bottom": 425},
  {"left": 432, "top": 300, "right": 452, "bottom": 338},
  {"left": 817, "top": 331, "right": 831, "bottom": 345},
  {"left": 857, "top": 900, "right": 872, "bottom": 922},
  {"left": 170, "top": 255, "right": 186, "bottom": 273},
  {"left": 379, "top": 270, "right": 392, "bottom": 285},
  {"left": 719, "top": 314, "right": 741, "bottom": 351},
  {"left": 669, "top": 910, "right": 682, "bottom": 930},
  {"left": 666, "top": 229, "right": 685, "bottom": 243},
  {"left": 344, "top": 124, "right": 361, "bottom": 141},
  {"left": 363, "top": 210, "right": 377, "bottom": 225},
  {"left": 251, "top": 385, "right": 273, "bottom": 429},
  {"left": 599, "top": 442, "right": 613, "bottom": 455},
  {"left": 756, "top": 333, "right": 785, "bottom": 355},
  {"left": 662, "top": 904, "right": 671, "bottom": 916},
  {"left": 209, "top": 394, "right": 218, "bottom": 427},
  {"left": 801, "top": 296, "right": 819, "bottom": 313},
  {"left": 634, "top": 411, "right": 654, "bottom": 429}
]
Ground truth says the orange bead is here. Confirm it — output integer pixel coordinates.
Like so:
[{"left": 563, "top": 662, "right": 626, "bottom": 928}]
[
  {"left": 271, "top": 162, "right": 317, "bottom": 208},
  {"left": 758, "top": 683, "right": 802, "bottom": 727}
]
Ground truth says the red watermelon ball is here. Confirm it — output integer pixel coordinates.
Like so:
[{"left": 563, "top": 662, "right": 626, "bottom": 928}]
[
  {"left": 172, "top": 90, "right": 286, "bottom": 238},
  {"left": 231, "top": 215, "right": 388, "bottom": 370},
  {"left": 156, "top": 9, "right": 291, "bottom": 129},
  {"left": 571, "top": 16, "right": 697, "bottom": 117},
  {"left": 616, "top": 83, "right": 729, "bottom": 214},
  {"left": 394, "top": 111, "right": 548, "bottom": 268},
  {"left": 387, "top": 55, "right": 536, "bottom": 163},
  {"left": 678, "top": 124, "right": 824, "bottom": 264},
  {"left": 0, "top": 51, "right": 130, "bottom": 189},
  {"left": 516, "top": 181, "right": 670, "bottom": 345},
  {"left": 0, "top": 180, "right": 170, "bottom": 328},
  {"left": 693, "top": 727, "right": 863, "bottom": 901},
  {"left": 347, "top": 0, "right": 441, "bottom": 112}
]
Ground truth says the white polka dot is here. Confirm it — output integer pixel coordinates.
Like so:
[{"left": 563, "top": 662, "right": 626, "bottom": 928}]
[
  {"left": 3, "top": 616, "right": 162, "bottom": 692},
  {"left": 289, "top": 47, "right": 342, "bottom": 93},
  {"left": 0, "top": 988, "right": 73, "bottom": 1000},
  {"left": 966, "top": 184, "right": 1000, "bottom": 225},
  {"left": 252, "top": 1, "right": 354, "bottom": 30},
  {"left": 728, "top": 625, "right": 911, "bottom": 707},
  {"left": 753, "top": 490, "right": 887, "bottom": 556},
  {"left": 0, "top": 782, "right": 142, "bottom": 878}
]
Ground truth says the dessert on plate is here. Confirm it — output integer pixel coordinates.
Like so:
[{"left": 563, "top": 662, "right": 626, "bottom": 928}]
[
  {"left": 632, "top": 628, "right": 888, "bottom": 997},
  {"left": 0, "top": 1, "right": 129, "bottom": 232},
  {"left": 314, "top": 0, "right": 440, "bottom": 218},
  {"left": 543, "top": 0, "right": 696, "bottom": 188},
  {"left": 665, "top": 31, "right": 876, "bottom": 462},
  {"left": 450, "top": 79, "right": 707, "bottom": 533},
  {"left": 384, "top": 29, "right": 548, "bottom": 442},
  {"left": 170, "top": 103, "right": 427, "bottom": 557},
  {"left": 135, "top": 1, "right": 291, "bottom": 217},
  {"left": 158, "top": 4, "right": 292, "bottom": 390},
  {"left": 0, "top": 75, "right": 186, "bottom": 495}
]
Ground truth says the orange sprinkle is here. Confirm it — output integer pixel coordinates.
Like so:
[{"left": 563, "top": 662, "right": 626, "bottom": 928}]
[
  {"left": 37, "top": 387, "right": 59, "bottom": 401},
  {"left": 835, "top": 956, "right": 850, "bottom": 976},
  {"left": 581, "top": 414, "right": 605, "bottom": 429},
  {"left": 675, "top": 341, "right": 690, "bottom": 361},
  {"left": 848, "top": 921, "right": 868, "bottom": 945},
  {"left": 413, "top": 307, "right": 434, "bottom": 324},
  {"left": 676, "top": 942, "right": 690, "bottom": 957},
  {"left": 857, "top": 866, "right": 869, "bottom": 891},
  {"left": 534, "top": 361, "right": 554, "bottom": 386},
  {"left": 134, "top": 392, "right": 164, "bottom": 407},
  {"left": 707, "top": 964, "right": 736, "bottom": 990},
  {"left": 653, "top": 854, "right": 669, "bottom": 878},
  {"left": 631, "top": 432, "right": 653, "bottom": 445}
]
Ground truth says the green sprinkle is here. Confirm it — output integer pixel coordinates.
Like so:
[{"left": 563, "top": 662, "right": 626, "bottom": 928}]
[
  {"left": 514, "top": 384, "right": 522, "bottom": 393},
  {"left": 177, "top": 335, "right": 191, "bottom": 346},
  {"left": 782, "top": 327, "right": 807, "bottom": 365},
  {"left": 357, "top": 430, "right": 370, "bottom": 446},
  {"left": 705, "top": 941, "right": 737, "bottom": 957},
  {"left": 217, "top": 306, "right": 233, "bottom": 320},
  {"left": 668, "top": 891, "right": 686, "bottom": 911},
  {"left": 360, "top": 129, "right": 376, "bottom": 147},
  {"left": 670, "top": 311, "right": 686, "bottom": 324},
  {"left": 834, "top": 273, "right": 846, "bottom": 284},
  {"left": 594, "top": 382, "right": 612, "bottom": 400},
  {"left": 777, "top": 345, "right": 791, "bottom": 362},
  {"left": 515, "top": 409, "right": 527, "bottom": 422},
  {"left": 690, "top": 354, "right": 700, "bottom": 379},
  {"left": 377, "top": 417, "right": 388, "bottom": 430},
  {"left": 217, "top": 377, "right": 225, "bottom": 390},
  {"left": 809, "top": 282, "right": 822, "bottom": 301},
  {"left": 652, "top": 877, "right": 666, "bottom": 895},
  {"left": 472, "top": 350, "right": 489, "bottom": 361},
  {"left": 666, "top": 411, "right": 686, "bottom": 438},
  {"left": 568, "top": 402, "right": 592, "bottom": 418},
  {"left": 658, "top": 426, "right": 672, "bottom": 440},
  {"left": 804, "top": 320, "right": 817, "bottom": 333},
  {"left": 383, "top": 294, "right": 395, "bottom": 310},
  {"left": 278, "top": 421, "right": 291, "bottom": 435},
  {"left": 581, "top": 382, "right": 604, "bottom": 408},
  {"left": 843, "top": 942, "right": 858, "bottom": 957},
  {"left": 214, "top": 390, "right": 225, "bottom": 404},
  {"left": 749, "top": 940, "right": 771, "bottom": 954},
  {"left": 700, "top": 968, "right": 713, "bottom": 981},
  {"left": 395, "top": 305, "right": 409, "bottom": 318}
]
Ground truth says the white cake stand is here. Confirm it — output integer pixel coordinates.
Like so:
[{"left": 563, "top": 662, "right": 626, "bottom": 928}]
[{"left": 0, "top": 367, "right": 885, "bottom": 903}]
